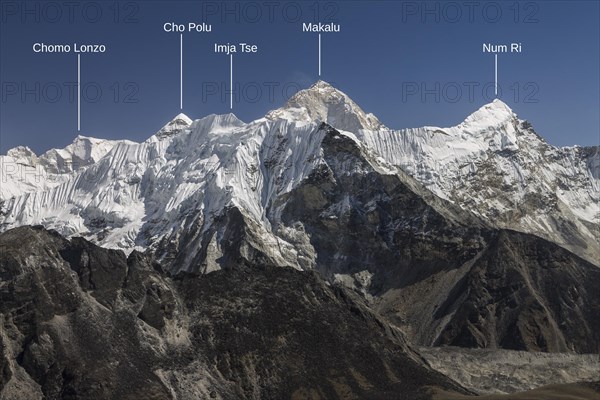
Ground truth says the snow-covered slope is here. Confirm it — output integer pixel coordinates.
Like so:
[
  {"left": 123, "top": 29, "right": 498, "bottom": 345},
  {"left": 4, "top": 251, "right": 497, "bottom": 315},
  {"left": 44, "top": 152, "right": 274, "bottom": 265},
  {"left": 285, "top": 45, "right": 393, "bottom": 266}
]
[
  {"left": 0, "top": 136, "right": 134, "bottom": 199},
  {"left": 0, "top": 110, "right": 327, "bottom": 269},
  {"left": 0, "top": 80, "right": 598, "bottom": 268},
  {"left": 356, "top": 99, "right": 599, "bottom": 263}
]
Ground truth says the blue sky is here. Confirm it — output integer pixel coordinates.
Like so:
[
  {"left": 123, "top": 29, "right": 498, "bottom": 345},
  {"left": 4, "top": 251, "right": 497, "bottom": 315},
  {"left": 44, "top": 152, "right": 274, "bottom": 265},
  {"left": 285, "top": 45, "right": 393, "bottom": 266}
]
[{"left": 1, "top": 0, "right": 599, "bottom": 153}]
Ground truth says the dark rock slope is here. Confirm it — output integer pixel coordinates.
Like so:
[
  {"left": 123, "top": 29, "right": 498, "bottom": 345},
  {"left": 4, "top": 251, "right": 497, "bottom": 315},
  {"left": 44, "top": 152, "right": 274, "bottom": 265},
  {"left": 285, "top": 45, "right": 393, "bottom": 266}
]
[
  {"left": 0, "top": 226, "right": 467, "bottom": 400},
  {"left": 277, "top": 124, "right": 600, "bottom": 354},
  {"left": 431, "top": 230, "right": 600, "bottom": 353}
]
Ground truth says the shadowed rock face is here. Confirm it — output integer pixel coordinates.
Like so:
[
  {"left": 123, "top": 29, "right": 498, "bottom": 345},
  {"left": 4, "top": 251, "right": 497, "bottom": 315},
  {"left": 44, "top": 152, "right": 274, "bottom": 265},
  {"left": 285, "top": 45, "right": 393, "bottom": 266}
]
[
  {"left": 279, "top": 125, "right": 489, "bottom": 291},
  {"left": 0, "top": 226, "right": 468, "bottom": 400},
  {"left": 377, "top": 226, "right": 600, "bottom": 354},
  {"left": 432, "top": 230, "right": 600, "bottom": 353},
  {"left": 278, "top": 124, "right": 600, "bottom": 354},
  {"left": 0, "top": 227, "right": 173, "bottom": 399}
]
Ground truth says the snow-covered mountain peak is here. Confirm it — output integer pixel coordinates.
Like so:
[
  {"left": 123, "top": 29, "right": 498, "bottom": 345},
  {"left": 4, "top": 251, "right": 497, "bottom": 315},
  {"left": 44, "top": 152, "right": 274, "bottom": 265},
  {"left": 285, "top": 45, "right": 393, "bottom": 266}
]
[
  {"left": 38, "top": 135, "right": 133, "bottom": 174},
  {"left": 154, "top": 112, "right": 193, "bottom": 139},
  {"left": 65, "top": 134, "right": 116, "bottom": 152},
  {"left": 3, "top": 135, "right": 124, "bottom": 172},
  {"left": 458, "top": 98, "right": 517, "bottom": 132},
  {"left": 0, "top": 135, "right": 132, "bottom": 199},
  {"left": 193, "top": 113, "right": 246, "bottom": 131},
  {"left": 173, "top": 112, "right": 192, "bottom": 122},
  {"left": 266, "top": 80, "right": 383, "bottom": 132},
  {"left": 73, "top": 134, "right": 94, "bottom": 141},
  {"left": 5, "top": 146, "right": 37, "bottom": 164}
]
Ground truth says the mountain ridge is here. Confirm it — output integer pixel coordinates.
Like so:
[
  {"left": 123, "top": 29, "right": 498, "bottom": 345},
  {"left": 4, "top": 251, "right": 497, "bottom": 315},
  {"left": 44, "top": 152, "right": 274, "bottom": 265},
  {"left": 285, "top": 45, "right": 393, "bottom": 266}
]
[
  {"left": 1, "top": 81, "right": 596, "bottom": 266},
  {"left": 1, "top": 83, "right": 600, "bottom": 399}
]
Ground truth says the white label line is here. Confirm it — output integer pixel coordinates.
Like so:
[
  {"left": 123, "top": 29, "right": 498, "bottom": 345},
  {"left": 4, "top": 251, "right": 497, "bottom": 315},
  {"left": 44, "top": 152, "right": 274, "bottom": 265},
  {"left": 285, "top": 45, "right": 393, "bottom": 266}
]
[
  {"left": 494, "top": 54, "right": 498, "bottom": 96},
  {"left": 77, "top": 54, "right": 80, "bottom": 131},
  {"left": 318, "top": 33, "right": 321, "bottom": 76},
  {"left": 230, "top": 54, "right": 233, "bottom": 110},
  {"left": 180, "top": 34, "right": 183, "bottom": 110}
]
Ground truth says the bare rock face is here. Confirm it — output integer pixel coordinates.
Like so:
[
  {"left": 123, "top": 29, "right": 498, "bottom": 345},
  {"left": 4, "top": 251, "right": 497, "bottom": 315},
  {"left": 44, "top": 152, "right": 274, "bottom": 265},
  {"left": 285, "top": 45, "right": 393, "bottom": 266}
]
[
  {"left": 0, "top": 226, "right": 468, "bottom": 400},
  {"left": 0, "top": 227, "right": 176, "bottom": 400},
  {"left": 274, "top": 124, "right": 600, "bottom": 355},
  {"left": 431, "top": 230, "right": 600, "bottom": 353},
  {"left": 278, "top": 124, "right": 489, "bottom": 290}
]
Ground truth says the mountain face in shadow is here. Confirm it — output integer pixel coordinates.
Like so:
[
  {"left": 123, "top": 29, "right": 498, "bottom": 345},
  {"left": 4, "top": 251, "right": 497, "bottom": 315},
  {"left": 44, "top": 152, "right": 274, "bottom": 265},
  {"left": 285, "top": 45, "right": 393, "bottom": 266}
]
[{"left": 0, "top": 226, "right": 468, "bottom": 400}]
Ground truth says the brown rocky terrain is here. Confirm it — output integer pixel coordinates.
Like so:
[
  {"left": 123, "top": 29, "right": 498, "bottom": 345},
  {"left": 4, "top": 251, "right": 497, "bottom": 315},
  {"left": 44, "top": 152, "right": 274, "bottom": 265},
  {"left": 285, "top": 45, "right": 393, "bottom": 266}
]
[{"left": 0, "top": 226, "right": 469, "bottom": 400}]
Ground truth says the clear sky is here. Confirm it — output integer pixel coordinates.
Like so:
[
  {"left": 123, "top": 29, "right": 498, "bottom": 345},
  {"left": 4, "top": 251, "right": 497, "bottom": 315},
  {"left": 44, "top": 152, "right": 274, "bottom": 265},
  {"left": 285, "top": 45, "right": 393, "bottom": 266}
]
[{"left": 1, "top": 0, "right": 599, "bottom": 154}]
